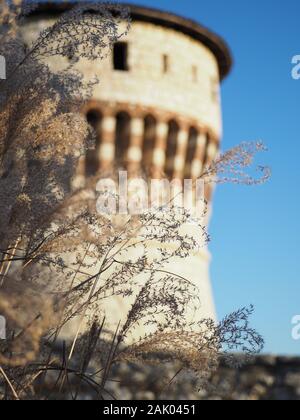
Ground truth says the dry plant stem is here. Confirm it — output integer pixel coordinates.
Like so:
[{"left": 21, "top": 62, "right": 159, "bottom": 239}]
[
  {"left": 166, "top": 367, "right": 183, "bottom": 388},
  {"left": 0, "top": 247, "right": 10, "bottom": 277},
  {"left": 68, "top": 253, "right": 108, "bottom": 362},
  {"left": 0, "top": 239, "right": 20, "bottom": 286},
  {"left": 2, "top": 239, "right": 20, "bottom": 278},
  {"left": 62, "top": 242, "right": 121, "bottom": 328},
  {"left": 70, "top": 244, "right": 92, "bottom": 291},
  {"left": 0, "top": 366, "right": 20, "bottom": 400},
  {"left": 100, "top": 322, "right": 121, "bottom": 395},
  {"left": 73, "top": 318, "right": 106, "bottom": 400},
  {"left": 68, "top": 317, "right": 85, "bottom": 362},
  {"left": 67, "top": 245, "right": 92, "bottom": 361}
]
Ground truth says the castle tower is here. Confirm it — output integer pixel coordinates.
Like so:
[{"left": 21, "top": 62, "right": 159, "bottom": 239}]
[{"left": 22, "top": 4, "right": 232, "bottom": 328}]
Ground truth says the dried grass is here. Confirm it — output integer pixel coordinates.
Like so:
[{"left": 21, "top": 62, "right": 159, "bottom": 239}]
[{"left": 0, "top": 1, "right": 267, "bottom": 400}]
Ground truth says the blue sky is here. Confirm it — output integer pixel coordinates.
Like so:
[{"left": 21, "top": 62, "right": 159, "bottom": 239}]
[{"left": 116, "top": 0, "right": 300, "bottom": 354}]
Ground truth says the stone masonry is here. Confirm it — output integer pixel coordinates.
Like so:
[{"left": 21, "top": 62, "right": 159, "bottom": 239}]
[{"left": 22, "top": 3, "right": 232, "bottom": 330}]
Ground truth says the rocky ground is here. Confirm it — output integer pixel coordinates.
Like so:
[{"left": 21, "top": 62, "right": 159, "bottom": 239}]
[
  {"left": 38, "top": 354, "right": 300, "bottom": 400},
  {"left": 105, "top": 355, "right": 300, "bottom": 401}
]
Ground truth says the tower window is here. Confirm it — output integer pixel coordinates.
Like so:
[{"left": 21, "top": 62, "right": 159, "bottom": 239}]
[
  {"left": 165, "top": 120, "right": 179, "bottom": 178},
  {"left": 143, "top": 115, "right": 157, "bottom": 168},
  {"left": 113, "top": 42, "right": 129, "bottom": 71},
  {"left": 85, "top": 109, "right": 102, "bottom": 176},
  {"left": 184, "top": 127, "right": 198, "bottom": 178},
  {"left": 211, "top": 77, "right": 220, "bottom": 102},
  {"left": 115, "top": 112, "right": 131, "bottom": 166},
  {"left": 192, "top": 65, "right": 198, "bottom": 83},
  {"left": 203, "top": 134, "right": 210, "bottom": 166},
  {"left": 162, "top": 54, "right": 169, "bottom": 74}
]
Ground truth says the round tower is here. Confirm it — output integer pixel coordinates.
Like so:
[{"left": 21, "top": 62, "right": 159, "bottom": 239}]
[{"left": 22, "top": 4, "right": 232, "bottom": 327}]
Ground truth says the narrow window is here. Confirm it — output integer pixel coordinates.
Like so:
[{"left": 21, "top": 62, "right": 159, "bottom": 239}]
[
  {"left": 211, "top": 77, "right": 220, "bottom": 102},
  {"left": 203, "top": 133, "right": 210, "bottom": 167},
  {"left": 113, "top": 42, "right": 129, "bottom": 71},
  {"left": 163, "top": 54, "right": 169, "bottom": 74},
  {"left": 86, "top": 110, "right": 102, "bottom": 176},
  {"left": 184, "top": 127, "right": 198, "bottom": 178},
  {"left": 115, "top": 111, "right": 131, "bottom": 167},
  {"left": 165, "top": 120, "right": 179, "bottom": 178},
  {"left": 143, "top": 115, "right": 157, "bottom": 168},
  {"left": 192, "top": 65, "right": 198, "bottom": 83}
]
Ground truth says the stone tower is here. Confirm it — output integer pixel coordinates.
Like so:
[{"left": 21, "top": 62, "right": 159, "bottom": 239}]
[{"left": 22, "top": 4, "right": 232, "bottom": 327}]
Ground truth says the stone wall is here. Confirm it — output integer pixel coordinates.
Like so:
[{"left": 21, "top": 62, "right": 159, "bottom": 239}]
[
  {"left": 23, "top": 18, "right": 222, "bottom": 138},
  {"left": 39, "top": 354, "right": 300, "bottom": 400},
  {"left": 21, "top": 9, "right": 222, "bottom": 329},
  {"left": 104, "top": 355, "right": 300, "bottom": 401}
]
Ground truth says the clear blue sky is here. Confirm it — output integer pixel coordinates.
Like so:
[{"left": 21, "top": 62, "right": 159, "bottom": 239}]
[{"left": 117, "top": 0, "right": 300, "bottom": 355}]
